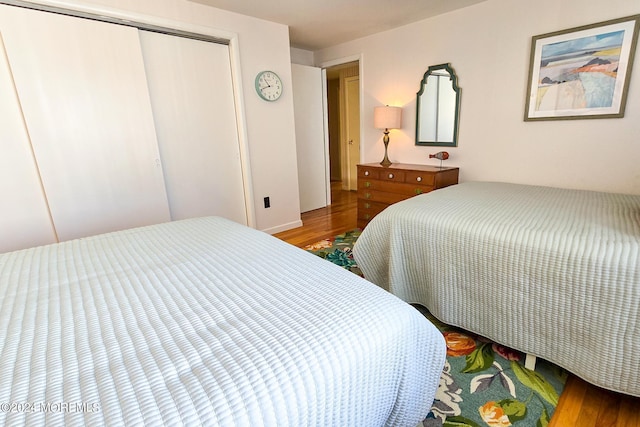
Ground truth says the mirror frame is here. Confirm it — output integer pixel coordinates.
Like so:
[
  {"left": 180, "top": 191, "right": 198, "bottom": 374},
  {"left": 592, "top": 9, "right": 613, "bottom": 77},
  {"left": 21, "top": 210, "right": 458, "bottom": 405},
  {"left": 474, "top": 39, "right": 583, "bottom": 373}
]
[{"left": 415, "top": 63, "right": 461, "bottom": 147}]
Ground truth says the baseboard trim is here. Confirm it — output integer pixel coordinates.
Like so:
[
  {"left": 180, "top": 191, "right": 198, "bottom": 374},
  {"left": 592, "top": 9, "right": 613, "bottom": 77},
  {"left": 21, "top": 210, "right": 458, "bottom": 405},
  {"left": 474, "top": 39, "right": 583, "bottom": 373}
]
[{"left": 261, "top": 220, "right": 303, "bottom": 235}]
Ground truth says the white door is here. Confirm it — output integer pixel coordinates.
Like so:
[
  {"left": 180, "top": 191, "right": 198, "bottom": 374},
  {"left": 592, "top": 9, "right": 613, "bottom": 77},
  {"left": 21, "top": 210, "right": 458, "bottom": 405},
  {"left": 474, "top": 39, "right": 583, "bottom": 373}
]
[
  {"left": 345, "top": 77, "right": 360, "bottom": 191},
  {"left": 292, "top": 64, "right": 328, "bottom": 213},
  {"left": 0, "top": 5, "right": 170, "bottom": 241},
  {"left": 0, "top": 34, "right": 57, "bottom": 253},
  {"left": 139, "top": 31, "right": 247, "bottom": 225}
]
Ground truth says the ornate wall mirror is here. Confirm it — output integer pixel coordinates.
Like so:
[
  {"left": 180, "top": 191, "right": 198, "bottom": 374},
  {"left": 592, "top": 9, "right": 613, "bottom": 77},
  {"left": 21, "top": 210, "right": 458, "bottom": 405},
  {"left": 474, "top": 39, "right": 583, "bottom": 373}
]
[{"left": 415, "top": 63, "right": 461, "bottom": 147}]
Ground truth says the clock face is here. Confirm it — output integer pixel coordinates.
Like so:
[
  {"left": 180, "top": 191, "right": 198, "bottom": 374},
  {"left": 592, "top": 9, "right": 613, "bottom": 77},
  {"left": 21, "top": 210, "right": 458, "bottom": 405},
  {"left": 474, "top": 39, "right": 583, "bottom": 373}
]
[{"left": 255, "top": 71, "right": 283, "bottom": 101}]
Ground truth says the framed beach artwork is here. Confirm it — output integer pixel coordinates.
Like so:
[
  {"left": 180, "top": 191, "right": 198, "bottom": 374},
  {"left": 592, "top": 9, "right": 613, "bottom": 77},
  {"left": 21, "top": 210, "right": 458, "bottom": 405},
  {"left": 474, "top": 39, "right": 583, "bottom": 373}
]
[{"left": 524, "top": 15, "right": 640, "bottom": 121}]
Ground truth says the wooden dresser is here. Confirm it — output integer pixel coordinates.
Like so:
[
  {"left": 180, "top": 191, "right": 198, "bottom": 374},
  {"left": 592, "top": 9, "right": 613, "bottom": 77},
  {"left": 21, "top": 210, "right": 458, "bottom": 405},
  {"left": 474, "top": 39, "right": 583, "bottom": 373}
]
[{"left": 357, "top": 163, "right": 459, "bottom": 228}]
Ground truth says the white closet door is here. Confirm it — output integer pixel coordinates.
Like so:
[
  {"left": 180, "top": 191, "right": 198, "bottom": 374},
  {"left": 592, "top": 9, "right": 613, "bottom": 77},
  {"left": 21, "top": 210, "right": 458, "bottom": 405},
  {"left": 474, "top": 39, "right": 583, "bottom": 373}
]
[
  {"left": 0, "top": 34, "right": 57, "bottom": 253},
  {"left": 139, "top": 31, "right": 248, "bottom": 225},
  {"left": 0, "top": 5, "right": 170, "bottom": 241}
]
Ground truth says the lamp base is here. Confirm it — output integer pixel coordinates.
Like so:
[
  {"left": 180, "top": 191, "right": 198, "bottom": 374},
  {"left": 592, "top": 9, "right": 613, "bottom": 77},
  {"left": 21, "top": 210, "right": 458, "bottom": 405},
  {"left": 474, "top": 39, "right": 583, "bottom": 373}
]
[{"left": 380, "top": 130, "right": 392, "bottom": 167}]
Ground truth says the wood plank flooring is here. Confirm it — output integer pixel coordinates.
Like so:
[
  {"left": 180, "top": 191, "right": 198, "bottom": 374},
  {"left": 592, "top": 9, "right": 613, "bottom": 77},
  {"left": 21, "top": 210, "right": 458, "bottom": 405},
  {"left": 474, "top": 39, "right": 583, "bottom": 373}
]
[
  {"left": 273, "top": 182, "right": 358, "bottom": 248},
  {"left": 273, "top": 184, "right": 640, "bottom": 427}
]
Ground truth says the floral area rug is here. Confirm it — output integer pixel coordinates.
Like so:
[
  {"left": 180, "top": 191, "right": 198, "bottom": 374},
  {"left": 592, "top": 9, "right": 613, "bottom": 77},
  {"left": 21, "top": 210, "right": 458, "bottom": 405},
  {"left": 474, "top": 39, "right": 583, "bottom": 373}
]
[
  {"left": 305, "top": 230, "right": 568, "bottom": 427},
  {"left": 416, "top": 307, "right": 567, "bottom": 427},
  {"left": 303, "top": 229, "right": 363, "bottom": 277}
]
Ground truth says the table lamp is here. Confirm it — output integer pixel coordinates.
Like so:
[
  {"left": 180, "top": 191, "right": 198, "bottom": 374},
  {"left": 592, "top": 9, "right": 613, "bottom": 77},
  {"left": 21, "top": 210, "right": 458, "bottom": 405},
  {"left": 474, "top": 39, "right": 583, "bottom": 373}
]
[{"left": 374, "top": 105, "right": 402, "bottom": 167}]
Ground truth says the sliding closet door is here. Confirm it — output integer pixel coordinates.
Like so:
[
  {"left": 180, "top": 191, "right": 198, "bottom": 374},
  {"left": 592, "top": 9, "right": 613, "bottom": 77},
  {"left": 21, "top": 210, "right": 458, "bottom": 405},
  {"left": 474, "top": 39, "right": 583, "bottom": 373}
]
[
  {"left": 0, "top": 5, "right": 170, "bottom": 241},
  {"left": 139, "top": 31, "right": 248, "bottom": 225},
  {"left": 0, "top": 34, "right": 57, "bottom": 253}
]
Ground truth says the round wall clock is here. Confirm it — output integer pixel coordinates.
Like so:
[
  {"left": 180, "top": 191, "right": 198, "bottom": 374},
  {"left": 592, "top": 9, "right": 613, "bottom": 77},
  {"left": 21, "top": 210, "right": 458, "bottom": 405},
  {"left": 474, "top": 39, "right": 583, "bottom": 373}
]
[{"left": 255, "top": 70, "right": 283, "bottom": 101}]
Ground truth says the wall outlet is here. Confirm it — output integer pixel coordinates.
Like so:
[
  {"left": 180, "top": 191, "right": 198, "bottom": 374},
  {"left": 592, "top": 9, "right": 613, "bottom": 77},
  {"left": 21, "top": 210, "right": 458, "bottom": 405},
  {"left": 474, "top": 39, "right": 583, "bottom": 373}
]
[{"left": 264, "top": 196, "right": 270, "bottom": 208}]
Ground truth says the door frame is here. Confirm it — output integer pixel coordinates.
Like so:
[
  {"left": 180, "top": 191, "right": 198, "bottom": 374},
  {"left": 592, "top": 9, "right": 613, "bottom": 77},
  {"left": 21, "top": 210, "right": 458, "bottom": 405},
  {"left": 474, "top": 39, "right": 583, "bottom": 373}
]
[
  {"left": 320, "top": 54, "right": 363, "bottom": 202},
  {"left": 321, "top": 68, "right": 331, "bottom": 206},
  {"left": 343, "top": 75, "right": 360, "bottom": 191}
]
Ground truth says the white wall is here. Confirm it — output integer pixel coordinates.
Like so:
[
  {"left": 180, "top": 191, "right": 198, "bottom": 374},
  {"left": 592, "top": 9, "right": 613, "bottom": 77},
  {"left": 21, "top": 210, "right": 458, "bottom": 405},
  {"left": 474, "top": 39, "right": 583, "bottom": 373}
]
[
  {"left": 291, "top": 47, "right": 315, "bottom": 65},
  {"left": 315, "top": 0, "right": 640, "bottom": 195},
  {"left": 18, "top": 0, "right": 302, "bottom": 233}
]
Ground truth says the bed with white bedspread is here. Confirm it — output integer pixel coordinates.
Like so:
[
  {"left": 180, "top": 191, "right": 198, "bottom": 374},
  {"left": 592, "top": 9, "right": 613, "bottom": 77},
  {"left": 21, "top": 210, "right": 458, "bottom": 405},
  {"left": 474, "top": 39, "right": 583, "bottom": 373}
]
[
  {"left": 0, "top": 216, "right": 446, "bottom": 426},
  {"left": 353, "top": 181, "right": 640, "bottom": 397}
]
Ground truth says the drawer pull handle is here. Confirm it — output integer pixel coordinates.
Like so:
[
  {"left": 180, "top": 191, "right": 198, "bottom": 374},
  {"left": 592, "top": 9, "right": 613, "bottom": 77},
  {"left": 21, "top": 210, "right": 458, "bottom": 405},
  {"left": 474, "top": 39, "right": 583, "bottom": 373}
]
[
  {"left": 416, "top": 176, "right": 422, "bottom": 182},
  {"left": 365, "top": 192, "right": 372, "bottom": 199},
  {"left": 365, "top": 181, "right": 371, "bottom": 188},
  {"left": 364, "top": 171, "right": 370, "bottom": 176},
  {"left": 365, "top": 214, "right": 371, "bottom": 220},
  {"left": 364, "top": 203, "right": 371, "bottom": 209},
  {"left": 388, "top": 173, "right": 394, "bottom": 179},
  {"left": 415, "top": 189, "right": 423, "bottom": 195}
]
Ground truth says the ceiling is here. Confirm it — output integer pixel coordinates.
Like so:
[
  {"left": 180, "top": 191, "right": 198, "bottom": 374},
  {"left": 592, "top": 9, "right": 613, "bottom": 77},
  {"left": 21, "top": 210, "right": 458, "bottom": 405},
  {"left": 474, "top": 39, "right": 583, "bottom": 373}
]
[{"left": 188, "top": 0, "right": 488, "bottom": 50}]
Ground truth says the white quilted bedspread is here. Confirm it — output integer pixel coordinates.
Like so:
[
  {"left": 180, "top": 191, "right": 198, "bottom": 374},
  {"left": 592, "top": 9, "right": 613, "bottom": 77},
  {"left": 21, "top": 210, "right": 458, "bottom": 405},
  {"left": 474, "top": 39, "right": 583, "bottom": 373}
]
[
  {"left": 353, "top": 182, "right": 640, "bottom": 397},
  {"left": 0, "top": 217, "right": 445, "bottom": 426}
]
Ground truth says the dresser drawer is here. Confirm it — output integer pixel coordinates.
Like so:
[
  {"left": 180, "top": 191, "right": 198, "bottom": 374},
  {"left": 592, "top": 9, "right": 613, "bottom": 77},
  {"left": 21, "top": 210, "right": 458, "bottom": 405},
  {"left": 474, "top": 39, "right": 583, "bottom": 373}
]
[
  {"left": 405, "top": 170, "right": 435, "bottom": 186},
  {"left": 359, "top": 179, "right": 435, "bottom": 196},
  {"left": 357, "top": 199, "right": 388, "bottom": 222},
  {"left": 358, "top": 167, "right": 380, "bottom": 180},
  {"left": 379, "top": 170, "right": 405, "bottom": 182},
  {"left": 359, "top": 189, "right": 410, "bottom": 205}
]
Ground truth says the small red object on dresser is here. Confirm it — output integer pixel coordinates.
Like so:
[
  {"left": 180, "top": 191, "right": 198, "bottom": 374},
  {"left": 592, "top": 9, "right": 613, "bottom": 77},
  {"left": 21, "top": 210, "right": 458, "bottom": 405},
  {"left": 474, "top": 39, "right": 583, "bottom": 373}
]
[{"left": 429, "top": 151, "right": 449, "bottom": 160}]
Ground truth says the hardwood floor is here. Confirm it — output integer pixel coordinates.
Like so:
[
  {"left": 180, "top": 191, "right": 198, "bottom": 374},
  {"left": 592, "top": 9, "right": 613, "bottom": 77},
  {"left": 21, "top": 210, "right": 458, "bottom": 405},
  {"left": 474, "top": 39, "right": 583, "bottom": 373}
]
[
  {"left": 550, "top": 376, "right": 640, "bottom": 427},
  {"left": 273, "top": 181, "right": 358, "bottom": 248},
  {"left": 274, "top": 183, "right": 640, "bottom": 426}
]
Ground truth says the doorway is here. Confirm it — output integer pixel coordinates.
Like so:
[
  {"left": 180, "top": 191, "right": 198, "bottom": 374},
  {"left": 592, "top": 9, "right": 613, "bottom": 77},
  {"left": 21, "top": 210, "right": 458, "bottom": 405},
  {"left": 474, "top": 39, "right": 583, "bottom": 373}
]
[{"left": 325, "top": 61, "right": 360, "bottom": 195}]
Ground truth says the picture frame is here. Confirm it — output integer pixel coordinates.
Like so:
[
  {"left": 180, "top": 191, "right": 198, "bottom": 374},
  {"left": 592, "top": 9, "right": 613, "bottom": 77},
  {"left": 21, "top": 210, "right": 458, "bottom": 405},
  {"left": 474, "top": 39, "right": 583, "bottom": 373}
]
[{"left": 524, "top": 14, "right": 640, "bottom": 121}]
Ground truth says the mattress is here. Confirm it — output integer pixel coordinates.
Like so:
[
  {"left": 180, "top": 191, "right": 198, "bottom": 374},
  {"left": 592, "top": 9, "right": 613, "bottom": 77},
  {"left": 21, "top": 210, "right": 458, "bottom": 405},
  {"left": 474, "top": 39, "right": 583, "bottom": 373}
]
[
  {"left": 353, "top": 181, "right": 640, "bottom": 397},
  {"left": 0, "top": 216, "right": 446, "bottom": 426}
]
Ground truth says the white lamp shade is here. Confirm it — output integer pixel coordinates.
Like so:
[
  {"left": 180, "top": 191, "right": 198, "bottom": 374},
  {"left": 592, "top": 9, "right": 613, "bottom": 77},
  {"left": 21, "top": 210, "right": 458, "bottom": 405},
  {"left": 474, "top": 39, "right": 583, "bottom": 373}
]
[{"left": 374, "top": 106, "right": 402, "bottom": 129}]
